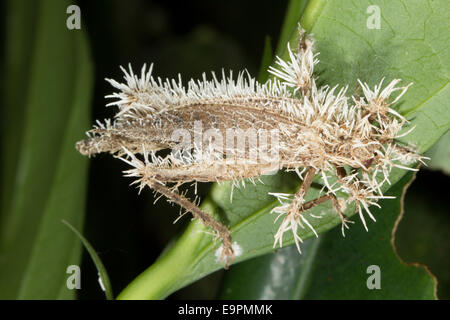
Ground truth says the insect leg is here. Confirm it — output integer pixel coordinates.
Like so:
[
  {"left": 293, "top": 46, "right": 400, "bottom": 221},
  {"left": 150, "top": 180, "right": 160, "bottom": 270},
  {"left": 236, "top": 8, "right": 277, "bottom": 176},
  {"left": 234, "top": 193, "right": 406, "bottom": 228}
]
[
  {"left": 296, "top": 27, "right": 315, "bottom": 96},
  {"left": 272, "top": 167, "right": 317, "bottom": 251},
  {"left": 289, "top": 166, "right": 316, "bottom": 216},
  {"left": 293, "top": 166, "right": 352, "bottom": 236},
  {"left": 149, "top": 180, "right": 234, "bottom": 268},
  {"left": 300, "top": 193, "right": 353, "bottom": 236},
  {"left": 330, "top": 166, "right": 354, "bottom": 234}
]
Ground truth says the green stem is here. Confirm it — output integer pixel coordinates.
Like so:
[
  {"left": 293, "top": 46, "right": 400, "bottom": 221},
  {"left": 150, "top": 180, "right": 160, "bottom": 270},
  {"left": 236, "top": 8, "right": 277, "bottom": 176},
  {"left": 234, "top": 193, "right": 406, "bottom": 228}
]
[
  {"left": 117, "top": 220, "right": 206, "bottom": 300},
  {"left": 300, "top": 0, "right": 328, "bottom": 31},
  {"left": 275, "top": 0, "right": 310, "bottom": 57}
]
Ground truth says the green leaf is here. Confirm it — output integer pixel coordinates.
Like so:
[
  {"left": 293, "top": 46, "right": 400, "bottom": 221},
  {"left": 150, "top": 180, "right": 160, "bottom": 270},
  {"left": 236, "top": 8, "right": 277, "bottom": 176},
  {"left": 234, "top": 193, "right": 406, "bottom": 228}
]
[
  {"left": 219, "top": 239, "right": 321, "bottom": 299},
  {"left": 299, "top": 0, "right": 450, "bottom": 154},
  {"left": 62, "top": 220, "right": 114, "bottom": 300},
  {"left": 1, "top": 0, "right": 38, "bottom": 217},
  {"left": 396, "top": 181, "right": 450, "bottom": 299},
  {"left": 0, "top": 0, "right": 93, "bottom": 299},
  {"left": 221, "top": 172, "right": 436, "bottom": 299},
  {"left": 118, "top": 0, "right": 449, "bottom": 299},
  {"left": 275, "top": 0, "right": 310, "bottom": 57},
  {"left": 424, "top": 131, "right": 450, "bottom": 175},
  {"left": 302, "top": 172, "right": 436, "bottom": 299}
]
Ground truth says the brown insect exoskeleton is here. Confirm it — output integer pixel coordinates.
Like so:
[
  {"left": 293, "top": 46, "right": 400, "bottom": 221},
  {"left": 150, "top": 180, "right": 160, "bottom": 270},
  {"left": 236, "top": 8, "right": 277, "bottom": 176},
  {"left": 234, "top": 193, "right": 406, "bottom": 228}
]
[{"left": 76, "top": 26, "right": 425, "bottom": 268}]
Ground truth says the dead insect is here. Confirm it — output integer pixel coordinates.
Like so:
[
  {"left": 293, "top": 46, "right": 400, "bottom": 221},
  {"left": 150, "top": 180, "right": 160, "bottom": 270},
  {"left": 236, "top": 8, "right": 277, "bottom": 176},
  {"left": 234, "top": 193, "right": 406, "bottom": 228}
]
[{"left": 76, "top": 26, "right": 425, "bottom": 268}]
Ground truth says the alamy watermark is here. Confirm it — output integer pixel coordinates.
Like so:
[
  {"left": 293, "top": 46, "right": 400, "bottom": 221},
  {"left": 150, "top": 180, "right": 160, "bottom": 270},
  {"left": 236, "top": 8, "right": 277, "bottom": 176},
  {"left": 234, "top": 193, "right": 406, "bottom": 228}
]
[
  {"left": 366, "top": 5, "right": 381, "bottom": 30},
  {"left": 66, "top": 5, "right": 81, "bottom": 30},
  {"left": 66, "top": 264, "right": 81, "bottom": 290},
  {"left": 169, "top": 120, "right": 281, "bottom": 174},
  {"left": 366, "top": 265, "right": 381, "bottom": 290}
]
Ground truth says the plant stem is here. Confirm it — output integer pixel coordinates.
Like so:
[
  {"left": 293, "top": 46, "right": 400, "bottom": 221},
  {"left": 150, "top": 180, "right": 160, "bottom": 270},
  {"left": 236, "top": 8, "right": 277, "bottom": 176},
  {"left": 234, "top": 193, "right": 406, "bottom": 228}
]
[{"left": 117, "top": 220, "right": 206, "bottom": 300}]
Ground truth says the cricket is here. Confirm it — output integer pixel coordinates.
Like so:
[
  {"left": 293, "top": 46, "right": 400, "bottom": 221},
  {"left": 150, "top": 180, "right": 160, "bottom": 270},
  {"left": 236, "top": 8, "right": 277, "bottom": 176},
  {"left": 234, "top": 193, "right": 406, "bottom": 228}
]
[{"left": 76, "top": 26, "right": 425, "bottom": 268}]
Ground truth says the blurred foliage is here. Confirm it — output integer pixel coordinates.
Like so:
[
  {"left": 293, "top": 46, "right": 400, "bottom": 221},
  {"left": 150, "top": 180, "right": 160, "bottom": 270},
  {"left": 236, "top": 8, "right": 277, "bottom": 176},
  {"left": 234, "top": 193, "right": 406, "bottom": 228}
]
[
  {"left": 63, "top": 220, "right": 113, "bottom": 299},
  {"left": 0, "top": 0, "right": 92, "bottom": 298}
]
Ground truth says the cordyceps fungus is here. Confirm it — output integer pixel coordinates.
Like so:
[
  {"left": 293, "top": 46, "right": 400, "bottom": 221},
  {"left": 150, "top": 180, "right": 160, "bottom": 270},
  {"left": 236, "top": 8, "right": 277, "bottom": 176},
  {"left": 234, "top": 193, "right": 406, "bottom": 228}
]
[{"left": 76, "top": 26, "right": 426, "bottom": 268}]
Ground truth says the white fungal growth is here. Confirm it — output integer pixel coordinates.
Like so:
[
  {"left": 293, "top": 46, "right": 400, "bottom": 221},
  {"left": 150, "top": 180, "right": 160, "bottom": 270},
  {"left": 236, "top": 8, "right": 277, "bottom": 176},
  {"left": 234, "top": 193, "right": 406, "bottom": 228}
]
[
  {"left": 215, "top": 242, "right": 242, "bottom": 263},
  {"left": 76, "top": 25, "right": 427, "bottom": 267}
]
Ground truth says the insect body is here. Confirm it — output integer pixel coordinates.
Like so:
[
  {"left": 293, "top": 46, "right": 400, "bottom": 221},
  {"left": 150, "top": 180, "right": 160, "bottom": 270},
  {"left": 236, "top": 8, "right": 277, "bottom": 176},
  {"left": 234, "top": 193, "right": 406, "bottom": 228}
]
[{"left": 76, "top": 27, "right": 424, "bottom": 267}]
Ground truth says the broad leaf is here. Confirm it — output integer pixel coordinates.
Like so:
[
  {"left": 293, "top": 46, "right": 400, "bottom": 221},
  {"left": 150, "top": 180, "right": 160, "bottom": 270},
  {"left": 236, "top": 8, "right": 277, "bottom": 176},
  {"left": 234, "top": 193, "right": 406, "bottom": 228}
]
[
  {"left": 425, "top": 131, "right": 450, "bottom": 175},
  {"left": 220, "top": 172, "right": 436, "bottom": 299},
  {"left": 219, "top": 238, "right": 320, "bottom": 299},
  {"left": 396, "top": 178, "right": 450, "bottom": 299}
]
